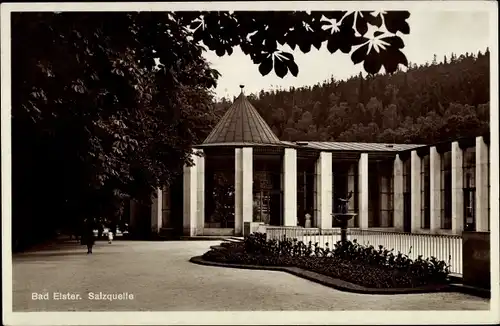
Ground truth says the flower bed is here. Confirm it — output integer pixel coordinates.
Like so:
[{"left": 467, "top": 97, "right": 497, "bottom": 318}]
[{"left": 202, "top": 233, "right": 451, "bottom": 289}]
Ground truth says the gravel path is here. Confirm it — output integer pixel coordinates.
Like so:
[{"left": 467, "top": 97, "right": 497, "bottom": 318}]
[{"left": 12, "top": 240, "right": 489, "bottom": 311}]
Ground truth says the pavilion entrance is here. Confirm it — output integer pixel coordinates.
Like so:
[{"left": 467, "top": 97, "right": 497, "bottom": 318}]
[
  {"left": 253, "top": 152, "right": 283, "bottom": 226},
  {"left": 204, "top": 150, "right": 236, "bottom": 230}
]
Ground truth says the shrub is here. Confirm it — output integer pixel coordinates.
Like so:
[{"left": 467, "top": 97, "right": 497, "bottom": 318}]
[{"left": 202, "top": 232, "right": 451, "bottom": 288}]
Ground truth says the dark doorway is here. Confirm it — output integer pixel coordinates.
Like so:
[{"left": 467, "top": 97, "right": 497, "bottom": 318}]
[
  {"left": 269, "top": 190, "right": 283, "bottom": 226},
  {"left": 403, "top": 193, "right": 411, "bottom": 232},
  {"left": 332, "top": 162, "right": 351, "bottom": 228},
  {"left": 204, "top": 152, "right": 236, "bottom": 229},
  {"left": 254, "top": 153, "right": 283, "bottom": 226},
  {"left": 333, "top": 173, "right": 348, "bottom": 227},
  {"left": 368, "top": 163, "right": 381, "bottom": 227},
  {"left": 297, "top": 156, "right": 316, "bottom": 226},
  {"left": 170, "top": 176, "right": 184, "bottom": 237},
  {"left": 137, "top": 202, "right": 152, "bottom": 239}
]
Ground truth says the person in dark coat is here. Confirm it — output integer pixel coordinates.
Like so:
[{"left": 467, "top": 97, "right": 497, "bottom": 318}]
[{"left": 83, "top": 218, "right": 96, "bottom": 254}]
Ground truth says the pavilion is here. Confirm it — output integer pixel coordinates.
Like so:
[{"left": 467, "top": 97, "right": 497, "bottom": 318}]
[{"left": 130, "top": 86, "right": 491, "bottom": 238}]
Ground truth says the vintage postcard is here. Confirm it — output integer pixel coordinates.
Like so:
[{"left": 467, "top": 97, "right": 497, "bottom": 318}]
[{"left": 1, "top": 1, "right": 498, "bottom": 325}]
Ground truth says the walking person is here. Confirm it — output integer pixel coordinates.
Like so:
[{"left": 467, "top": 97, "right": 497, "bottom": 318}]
[
  {"left": 83, "top": 217, "right": 96, "bottom": 254},
  {"left": 107, "top": 228, "right": 114, "bottom": 244}
]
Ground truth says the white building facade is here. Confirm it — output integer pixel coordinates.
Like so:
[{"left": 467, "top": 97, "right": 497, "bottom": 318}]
[
  {"left": 139, "top": 90, "right": 491, "bottom": 238},
  {"left": 174, "top": 136, "right": 490, "bottom": 237}
]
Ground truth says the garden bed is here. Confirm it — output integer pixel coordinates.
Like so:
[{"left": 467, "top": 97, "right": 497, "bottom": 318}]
[
  {"left": 201, "top": 233, "right": 453, "bottom": 290},
  {"left": 191, "top": 255, "right": 454, "bottom": 295}
]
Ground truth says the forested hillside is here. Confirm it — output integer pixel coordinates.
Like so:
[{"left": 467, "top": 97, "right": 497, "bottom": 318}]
[{"left": 214, "top": 49, "right": 490, "bottom": 144}]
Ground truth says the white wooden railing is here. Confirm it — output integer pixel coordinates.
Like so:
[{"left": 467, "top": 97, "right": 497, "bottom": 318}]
[{"left": 265, "top": 226, "right": 463, "bottom": 274}]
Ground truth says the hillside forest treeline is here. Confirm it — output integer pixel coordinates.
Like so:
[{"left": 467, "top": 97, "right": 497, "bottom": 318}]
[{"left": 214, "top": 50, "right": 490, "bottom": 144}]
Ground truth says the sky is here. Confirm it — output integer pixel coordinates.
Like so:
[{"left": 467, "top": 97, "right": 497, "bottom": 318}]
[{"left": 202, "top": 10, "right": 491, "bottom": 99}]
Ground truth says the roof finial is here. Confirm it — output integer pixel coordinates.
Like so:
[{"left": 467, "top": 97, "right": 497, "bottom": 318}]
[{"left": 239, "top": 85, "right": 244, "bottom": 94}]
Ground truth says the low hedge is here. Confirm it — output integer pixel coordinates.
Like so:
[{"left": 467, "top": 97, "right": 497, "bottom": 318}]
[{"left": 202, "top": 233, "right": 452, "bottom": 289}]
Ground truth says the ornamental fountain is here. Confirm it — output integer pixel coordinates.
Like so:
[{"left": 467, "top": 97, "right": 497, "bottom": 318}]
[{"left": 331, "top": 191, "right": 357, "bottom": 244}]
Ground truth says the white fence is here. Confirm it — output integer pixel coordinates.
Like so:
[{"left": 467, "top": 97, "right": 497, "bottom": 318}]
[{"left": 265, "top": 226, "right": 463, "bottom": 274}]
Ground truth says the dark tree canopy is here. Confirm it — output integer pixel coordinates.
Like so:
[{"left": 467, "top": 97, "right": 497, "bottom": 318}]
[
  {"left": 12, "top": 12, "right": 222, "bottom": 249},
  {"left": 177, "top": 11, "right": 411, "bottom": 77}
]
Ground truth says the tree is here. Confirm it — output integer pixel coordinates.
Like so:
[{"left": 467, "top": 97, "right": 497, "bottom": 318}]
[
  {"left": 15, "top": 10, "right": 412, "bottom": 246},
  {"left": 218, "top": 48, "right": 489, "bottom": 145},
  {"left": 178, "top": 11, "right": 411, "bottom": 77},
  {"left": 12, "top": 12, "right": 221, "bottom": 248}
]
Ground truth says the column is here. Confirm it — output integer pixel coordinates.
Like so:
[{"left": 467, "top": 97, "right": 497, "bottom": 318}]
[
  {"left": 430, "top": 147, "right": 441, "bottom": 233},
  {"left": 410, "top": 150, "right": 421, "bottom": 233},
  {"left": 358, "top": 153, "right": 369, "bottom": 229},
  {"left": 318, "top": 152, "right": 332, "bottom": 229},
  {"left": 151, "top": 187, "right": 163, "bottom": 234},
  {"left": 183, "top": 153, "right": 198, "bottom": 236},
  {"left": 234, "top": 148, "right": 243, "bottom": 235},
  {"left": 393, "top": 154, "right": 404, "bottom": 231},
  {"left": 242, "top": 147, "right": 253, "bottom": 235},
  {"left": 347, "top": 163, "right": 356, "bottom": 227},
  {"left": 283, "top": 148, "right": 297, "bottom": 226},
  {"left": 476, "top": 136, "right": 489, "bottom": 232},
  {"left": 451, "top": 141, "right": 464, "bottom": 235},
  {"left": 196, "top": 150, "right": 205, "bottom": 235}
]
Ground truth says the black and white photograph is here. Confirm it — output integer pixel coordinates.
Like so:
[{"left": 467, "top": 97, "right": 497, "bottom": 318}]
[{"left": 1, "top": 1, "right": 498, "bottom": 325}]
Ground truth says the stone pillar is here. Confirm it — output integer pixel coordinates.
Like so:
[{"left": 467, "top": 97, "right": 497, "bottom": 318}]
[
  {"left": 318, "top": 152, "right": 332, "bottom": 229},
  {"left": 151, "top": 187, "right": 163, "bottom": 234},
  {"left": 347, "top": 163, "right": 356, "bottom": 227},
  {"left": 283, "top": 148, "right": 297, "bottom": 226},
  {"left": 476, "top": 136, "right": 489, "bottom": 232},
  {"left": 410, "top": 150, "right": 421, "bottom": 233},
  {"left": 196, "top": 150, "right": 205, "bottom": 235},
  {"left": 234, "top": 148, "right": 243, "bottom": 235},
  {"left": 242, "top": 147, "right": 253, "bottom": 235},
  {"left": 451, "top": 141, "right": 464, "bottom": 235},
  {"left": 183, "top": 153, "right": 198, "bottom": 236},
  {"left": 430, "top": 147, "right": 441, "bottom": 233},
  {"left": 358, "top": 153, "right": 369, "bottom": 229},
  {"left": 393, "top": 154, "right": 404, "bottom": 231}
]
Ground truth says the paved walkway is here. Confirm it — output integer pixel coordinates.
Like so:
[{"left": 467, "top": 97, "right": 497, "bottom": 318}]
[{"left": 12, "top": 240, "right": 489, "bottom": 311}]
